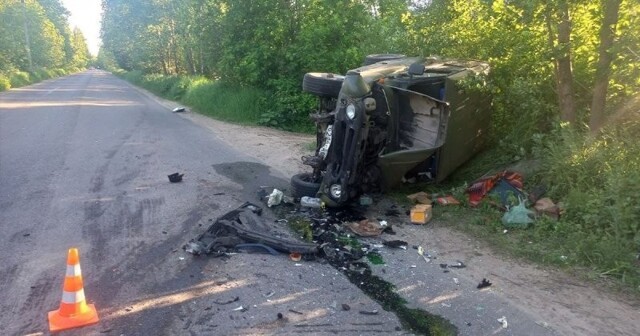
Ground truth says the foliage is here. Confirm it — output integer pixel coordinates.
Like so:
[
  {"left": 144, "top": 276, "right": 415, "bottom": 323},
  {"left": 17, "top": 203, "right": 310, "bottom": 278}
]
[
  {"left": 0, "top": 75, "right": 10, "bottom": 91},
  {"left": 116, "top": 70, "right": 266, "bottom": 125},
  {"left": 0, "top": 1, "right": 91, "bottom": 87}
]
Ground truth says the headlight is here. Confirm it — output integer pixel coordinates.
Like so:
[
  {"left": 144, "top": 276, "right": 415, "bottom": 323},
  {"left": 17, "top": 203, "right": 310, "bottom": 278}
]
[
  {"left": 330, "top": 184, "right": 342, "bottom": 198},
  {"left": 346, "top": 104, "right": 356, "bottom": 119}
]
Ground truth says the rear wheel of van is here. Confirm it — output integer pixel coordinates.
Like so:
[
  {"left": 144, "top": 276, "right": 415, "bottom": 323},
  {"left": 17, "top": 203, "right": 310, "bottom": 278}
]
[{"left": 302, "top": 73, "right": 344, "bottom": 98}]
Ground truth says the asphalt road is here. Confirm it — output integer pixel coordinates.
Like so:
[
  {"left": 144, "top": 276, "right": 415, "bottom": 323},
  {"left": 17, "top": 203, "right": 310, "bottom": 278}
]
[
  {"left": 0, "top": 71, "right": 403, "bottom": 335},
  {"left": 0, "top": 71, "right": 556, "bottom": 336}
]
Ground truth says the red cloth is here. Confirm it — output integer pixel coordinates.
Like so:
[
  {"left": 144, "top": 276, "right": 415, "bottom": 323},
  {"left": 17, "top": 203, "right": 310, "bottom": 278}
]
[{"left": 466, "top": 171, "right": 523, "bottom": 206}]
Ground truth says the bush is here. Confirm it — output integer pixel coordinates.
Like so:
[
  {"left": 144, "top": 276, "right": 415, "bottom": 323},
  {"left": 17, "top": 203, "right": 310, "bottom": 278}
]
[
  {"left": 0, "top": 76, "right": 10, "bottom": 91},
  {"left": 532, "top": 119, "right": 640, "bottom": 286},
  {"left": 182, "top": 78, "right": 265, "bottom": 124},
  {"left": 9, "top": 71, "right": 31, "bottom": 87},
  {"left": 258, "top": 77, "right": 316, "bottom": 132}
]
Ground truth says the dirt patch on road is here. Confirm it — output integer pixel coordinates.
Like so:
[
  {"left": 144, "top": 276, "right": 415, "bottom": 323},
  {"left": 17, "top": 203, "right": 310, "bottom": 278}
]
[
  {"left": 182, "top": 113, "right": 314, "bottom": 179},
  {"left": 182, "top": 112, "right": 640, "bottom": 336}
]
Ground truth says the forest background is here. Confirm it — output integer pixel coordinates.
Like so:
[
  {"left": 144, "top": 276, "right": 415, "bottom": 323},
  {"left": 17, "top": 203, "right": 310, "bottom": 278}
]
[{"left": 2, "top": 0, "right": 640, "bottom": 292}]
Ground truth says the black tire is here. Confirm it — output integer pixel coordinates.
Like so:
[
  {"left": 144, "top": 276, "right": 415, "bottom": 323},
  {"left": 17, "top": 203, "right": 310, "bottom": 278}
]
[
  {"left": 363, "top": 54, "right": 407, "bottom": 65},
  {"left": 302, "top": 73, "right": 344, "bottom": 98},
  {"left": 291, "top": 173, "right": 321, "bottom": 198}
]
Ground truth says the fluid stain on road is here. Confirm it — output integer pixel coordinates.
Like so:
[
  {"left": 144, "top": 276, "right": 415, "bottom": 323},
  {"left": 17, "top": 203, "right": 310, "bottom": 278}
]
[{"left": 212, "top": 161, "right": 287, "bottom": 202}]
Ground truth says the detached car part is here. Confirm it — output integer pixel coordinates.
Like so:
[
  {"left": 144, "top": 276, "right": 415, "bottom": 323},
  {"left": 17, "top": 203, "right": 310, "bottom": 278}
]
[{"left": 184, "top": 202, "right": 318, "bottom": 256}]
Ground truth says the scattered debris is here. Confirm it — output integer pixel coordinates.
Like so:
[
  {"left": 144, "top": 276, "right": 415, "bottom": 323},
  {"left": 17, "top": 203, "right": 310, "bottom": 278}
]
[
  {"left": 23, "top": 233, "right": 30, "bottom": 237},
  {"left": 534, "top": 197, "right": 560, "bottom": 220},
  {"left": 359, "top": 309, "right": 379, "bottom": 315},
  {"left": 497, "top": 316, "right": 508, "bottom": 329},
  {"left": 477, "top": 278, "right": 492, "bottom": 289},
  {"left": 288, "top": 309, "right": 303, "bottom": 315},
  {"left": 232, "top": 306, "right": 247, "bottom": 312},
  {"left": 289, "top": 252, "right": 302, "bottom": 261},
  {"left": 267, "top": 189, "right": 284, "bottom": 207},
  {"left": 366, "top": 252, "right": 385, "bottom": 265},
  {"left": 168, "top": 173, "right": 184, "bottom": 183},
  {"left": 382, "top": 240, "right": 408, "bottom": 249},
  {"left": 345, "top": 219, "right": 384, "bottom": 237},
  {"left": 213, "top": 296, "right": 240, "bottom": 305},
  {"left": 235, "top": 243, "right": 279, "bottom": 255},
  {"left": 341, "top": 303, "right": 351, "bottom": 311},
  {"left": 453, "top": 278, "right": 459, "bottom": 285},
  {"left": 263, "top": 291, "right": 275, "bottom": 298},
  {"left": 436, "top": 195, "right": 460, "bottom": 205},
  {"left": 407, "top": 192, "right": 432, "bottom": 204},
  {"left": 300, "top": 196, "right": 323, "bottom": 208},
  {"left": 441, "top": 303, "right": 451, "bottom": 308},
  {"left": 172, "top": 106, "right": 186, "bottom": 113},
  {"left": 184, "top": 202, "right": 317, "bottom": 256},
  {"left": 417, "top": 246, "right": 431, "bottom": 263},
  {"left": 359, "top": 195, "right": 373, "bottom": 206},
  {"left": 439, "top": 263, "right": 448, "bottom": 269},
  {"left": 410, "top": 204, "right": 432, "bottom": 224},
  {"left": 449, "top": 261, "right": 466, "bottom": 269}
]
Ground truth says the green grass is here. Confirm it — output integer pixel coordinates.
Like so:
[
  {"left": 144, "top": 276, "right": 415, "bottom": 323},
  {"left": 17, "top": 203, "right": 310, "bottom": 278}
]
[
  {"left": 117, "top": 71, "right": 266, "bottom": 125},
  {"left": 182, "top": 79, "right": 265, "bottom": 124}
]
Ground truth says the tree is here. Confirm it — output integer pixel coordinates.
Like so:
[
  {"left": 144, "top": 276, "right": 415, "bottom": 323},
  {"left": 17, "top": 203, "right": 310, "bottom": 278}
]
[{"left": 589, "top": 0, "right": 622, "bottom": 133}]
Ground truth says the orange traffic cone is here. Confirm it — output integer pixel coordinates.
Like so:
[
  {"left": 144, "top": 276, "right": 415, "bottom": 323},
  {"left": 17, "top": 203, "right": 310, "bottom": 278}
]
[{"left": 48, "top": 248, "right": 100, "bottom": 332}]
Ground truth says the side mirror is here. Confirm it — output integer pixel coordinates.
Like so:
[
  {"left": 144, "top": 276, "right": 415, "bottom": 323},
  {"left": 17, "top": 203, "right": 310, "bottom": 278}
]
[{"left": 408, "top": 63, "right": 425, "bottom": 76}]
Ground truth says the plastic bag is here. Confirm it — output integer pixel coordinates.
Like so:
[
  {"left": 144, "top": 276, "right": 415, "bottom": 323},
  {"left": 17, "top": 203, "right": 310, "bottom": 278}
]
[
  {"left": 267, "top": 189, "right": 284, "bottom": 207},
  {"left": 501, "top": 197, "right": 535, "bottom": 228}
]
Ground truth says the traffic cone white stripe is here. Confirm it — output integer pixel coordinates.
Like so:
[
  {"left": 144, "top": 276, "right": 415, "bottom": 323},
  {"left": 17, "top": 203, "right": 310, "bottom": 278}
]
[
  {"left": 62, "top": 290, "right": 86, "bottom": 303},
  {"left": 66, "top": 264, "right": 82, "bottom": 277}
]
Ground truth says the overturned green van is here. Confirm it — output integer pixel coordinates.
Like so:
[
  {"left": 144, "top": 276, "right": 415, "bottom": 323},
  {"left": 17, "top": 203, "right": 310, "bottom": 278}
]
[{"left": 291, "top": 55, "right": 491, "bottom": 207}]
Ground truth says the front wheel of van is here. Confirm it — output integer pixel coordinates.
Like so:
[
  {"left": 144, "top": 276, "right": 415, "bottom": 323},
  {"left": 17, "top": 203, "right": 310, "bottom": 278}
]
[{"left": 291, "top": 173, "right": 321, "bottom": 198}]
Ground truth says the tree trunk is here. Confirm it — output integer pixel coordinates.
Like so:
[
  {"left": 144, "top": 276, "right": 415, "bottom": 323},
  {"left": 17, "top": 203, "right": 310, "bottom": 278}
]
[
  {"left": 589, "top": 0, "right": 622, "bottom": 133},
  {"left": 556, "top": 0, "right": 576, "bottom": 124},
  {"left": 545, "top": 0, "right": 576, "bottom": 124}
]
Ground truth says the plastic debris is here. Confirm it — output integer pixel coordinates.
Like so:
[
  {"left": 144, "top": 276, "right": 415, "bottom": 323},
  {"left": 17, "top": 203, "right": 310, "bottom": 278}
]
[
  {"left": 359, "top": 309, "right": 379, "bottom": 315},
  {"left": 383, "top": 240, "right": 408, "bottom": 249},
  {"left": 263, "top": 291, "right": 275, "bottom": 298},
  {"left": 341, "top": 304, "right": 351, "bottom": 311},
  {"left": 289, "top": 309, "right": 303, "bottom": 315},
  {"left": 168, "top": 173, "right": 184, "bottom": 183},
  {"left": 267, "top": 189, "right": 284, "bottom": 207},
  {"left": 213, "top": 296, "right": 239, "bottom": 305},
  {"left": 172, "top": 106, "right": 186, "bottom": 113},
  {"left": 453, "top": 278, "right": 459, "bottom": 285},
  {"left": 477, "top": 278, "right": 492, "bottom": 289},
  {"left": 232, "top": 306, "right": 247, "bottom": 312},
  {"left": 359, "top": 195, "right": 373, "bottom": 206},
  {"left": 417, "top": 246, "right": 431, "bottom": 263},
  {"left": 300, "top": 196, "right": 323, "bottom": 208},
  {"left": 449, "top": 261, "right": 466, "bottom": 269},
  {"left": 502, "top": 197, "right": 535, "bottom": 228},
  {"left": 497, "top": 316, "right": 508, "bottom": 328}
]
